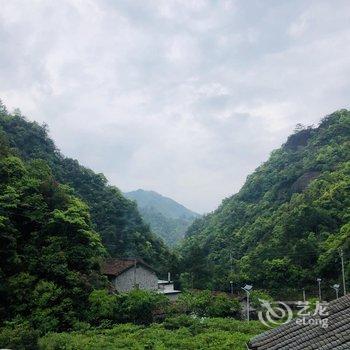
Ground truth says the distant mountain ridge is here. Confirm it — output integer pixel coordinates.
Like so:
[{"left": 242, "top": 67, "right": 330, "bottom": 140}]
[
  {"left": 125, "top": 189, "right": 199, "bottom": 219},
  {"left": 124, "top": 189, "right": 200, "bottom": 246}
]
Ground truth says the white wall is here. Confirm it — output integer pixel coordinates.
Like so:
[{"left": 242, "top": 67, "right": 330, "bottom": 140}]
[{"left": 114, "top": 265, "right": 158, "bottom": 292}]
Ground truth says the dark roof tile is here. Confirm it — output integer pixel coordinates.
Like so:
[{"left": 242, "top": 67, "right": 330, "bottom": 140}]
[
  {"left": 101, "top": 258, "right": 155, "bottom": 277},
  {"left": 248, "top": 294, "right": 350, "bottom": 350}
]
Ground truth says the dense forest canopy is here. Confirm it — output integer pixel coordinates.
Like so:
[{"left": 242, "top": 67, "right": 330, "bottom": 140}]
[
  {"left": 180, "top": 110, "right": 350, "bottom": 297},
  {"left": 0, "top": 123, "right": 106, "bottom": 330},
  {"left": 0, "top": 102, "right": 172, "bottom": 273}
]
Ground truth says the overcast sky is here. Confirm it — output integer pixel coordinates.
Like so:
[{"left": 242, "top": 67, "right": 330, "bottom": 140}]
[{"left": 1, "top": 0, "right": 350, "bottom": 213}]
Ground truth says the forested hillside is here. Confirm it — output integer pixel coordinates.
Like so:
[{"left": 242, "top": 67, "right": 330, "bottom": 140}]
[
  {"left": 0, "top": 103, "right": 171, "bottom": 272},
  {"left": 181, "top": 110, "right": 350, "bottom": 296},
  {"left": 125, "top": 189, "right": 199, "bottom": 246},
  {"left": 0, "top": 117, "right": 106, "bottom": 330}
]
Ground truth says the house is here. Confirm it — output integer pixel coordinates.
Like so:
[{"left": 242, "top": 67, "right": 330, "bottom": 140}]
[
  {"left": 101, "top": 259, "right": 182, "bottom": 299},
  {"left": 248, "top": 294, "right": 350, "bottom": 349},
  {"left": 101, "top": 258, "right": 158, "bottom": 292},
  {"left": 158, "top": 273, "right": 181, "bottom": 300}
]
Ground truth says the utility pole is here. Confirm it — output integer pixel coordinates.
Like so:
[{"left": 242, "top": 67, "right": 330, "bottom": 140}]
[
  {"left": 241, "top": 285, "right": 252, "bottom": 322},
  {"left": 317, "top": 278, "right": 322, "bottom": 302},
  {"left": 247, "top": 291, "right": 250, "bottom": 322},
  {"left": 332, "top": 284, "right": 340, "bottom": 299},
  {"left": 339, "top": 249, "right": 347, "bottom": 296},
  {"left": 229, "top": 253, "right": 233, "bottom": 295}
]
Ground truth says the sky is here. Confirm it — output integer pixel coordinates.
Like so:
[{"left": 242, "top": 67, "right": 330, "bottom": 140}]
[{"left": 0, "top": 0, "right": 350, "bottom": 213}]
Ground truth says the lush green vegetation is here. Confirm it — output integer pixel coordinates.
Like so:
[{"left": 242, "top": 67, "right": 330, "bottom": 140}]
[
  {"left": 38, "top": 317, "right": 268, "bottom": 350},
  {"left": 137, "top": 206, "right": 197, "bottom": 247},
  {"left": 174, "top": 290, "right": 241, "bottom": 318},
  {"left": 0, "top": 102, "right": 172, "bottom": 272},
  {"left": 3, "top": 100, "right": 349, "bottom": 348},
  {"left": 0, "top": 101, "right": 254, "bottom": 350},
  {"left": 181, "top": 110, "right": 350, "bottom": 297},
  {"left": 0, "top": 289, "right": 255, "bottom": 349},
  {"left": 0, "top": 101, "right": 177, "bottom": 344},
  {"left": 0, "top": 139, "right": 106, "bottom": 332},
  {"left": 86, "top": 289, "right": 241, "bottom": 326},
  {"left": 125, "top": 189, "right": 199, "bottom": 246},
  {"left": 88, "top": 289, "right": 169, "bottom": 326}
]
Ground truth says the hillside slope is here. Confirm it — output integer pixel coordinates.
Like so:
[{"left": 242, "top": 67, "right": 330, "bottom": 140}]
[
  {"left": 0, "top": 103, "right": 171, "bottom": 271},
  {"left": 0, "top": 112, "right": 106, "bottom": 328},
  {"left": 181, "top": 110, "right": 350, "bottom": 296},
  {"left": 125, "top": 189, "right": 199, "bottom": 246}
]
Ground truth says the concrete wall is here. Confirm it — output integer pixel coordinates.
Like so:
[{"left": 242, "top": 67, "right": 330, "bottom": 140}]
[
  {"left": 158, "top": 283, "right": 175, "bottom": 292},
  {"left": 165, "top": 293, "right": 180, "bottom": 301},
  {"left": 114, "top": 265, "right": 158, "bottom": 292}
]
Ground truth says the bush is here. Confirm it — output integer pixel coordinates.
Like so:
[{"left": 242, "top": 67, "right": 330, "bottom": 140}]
[
  {"left": 163, "top": 315, "right": 199, "bottom": 330},
  {"left": 175, "top": 290, "right": 240, "bottom": 318},
  {"left": 88, "top": 290, "right": 118, "bottom": 324},
  {"left": 250, "top": 290, "right": 273, "bottom": 310},
  {"left": 307, "top": 297, "right": 319, "bottom": 312},
  {"left": 208, "top": 293, "right": 241, "bottom": 317},
  {"left": 39, "top": 317, "right": 269, "bottom": 350},
  {"left": 118, "top": 289, "right": 169, "bottom": 325},
  {"left": 88, "top": 289, "right": 169, "bottom": 326},
  {"left": 0, "top": 321, "right": 39, "bottom": 350}
]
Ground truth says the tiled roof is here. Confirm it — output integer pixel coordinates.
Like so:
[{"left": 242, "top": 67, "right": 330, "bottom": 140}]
[
  {"left": 101, "top": 258, "right": 155, "bottom": 277},
  {"left": 248, "top": 294, "right": 350, "bottom": 350}
]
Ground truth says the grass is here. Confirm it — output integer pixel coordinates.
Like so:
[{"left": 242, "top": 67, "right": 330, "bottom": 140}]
[{"left": 39, "top": 317, "right": 268, "bottom": 350}]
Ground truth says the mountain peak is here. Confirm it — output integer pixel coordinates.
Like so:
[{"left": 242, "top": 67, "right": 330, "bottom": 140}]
[
  {"left": 124, "top": 189, "right": 200, "bottom": 246},
  {"left": 124, "top": 189, "right": 199, "bottom": 220}
]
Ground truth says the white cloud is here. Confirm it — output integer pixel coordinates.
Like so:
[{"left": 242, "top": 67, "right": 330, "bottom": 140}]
[{"left": 0, "top": 0, "right": 349, "bottom": 213}]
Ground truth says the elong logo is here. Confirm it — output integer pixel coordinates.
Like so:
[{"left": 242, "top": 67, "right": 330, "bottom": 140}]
[
  {"left": 258, "top": 299, "right": 293, "bottom": 328},
  {"left": 258, "top": 299, "right": 329, "bottom": 329}
]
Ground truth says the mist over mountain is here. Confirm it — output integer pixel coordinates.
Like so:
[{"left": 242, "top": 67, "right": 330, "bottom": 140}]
[{"left": 125, "top": 189, "right": 200, "bottom": 246}]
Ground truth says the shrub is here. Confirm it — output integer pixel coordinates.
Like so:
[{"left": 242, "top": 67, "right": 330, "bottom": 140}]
[
  {"left": 307, "top": 297, "right": 319, "bottom": 312},
  {"left": 88, "top": 289, "right": 118, "bottom": 324},
  {"left": 0, "top": 321, "right": 39, "bottom": 350},
  {"left": 175, "top": 290, "right": 240, "bottom": 318},
  {"left": 250, "top": 290, "right": 273, "bottom": 310},
  {"left": 163, "top": 315, "right": 205, "bottom": 335},
  {"left": 88, "top": 289, "right": 169, "bottom": 326},
  {"left": 163, "top": 314, "right": 200, "bottom": 330},
  {"left": 39, "top": 317, "right": 269, "bottom": 350},
  {"left": 208, "top": 293, "right": 240, "bottom": 317},
  {"left": 117, "top": 289, "right": 169, "bottom": 325},
  {"left": 30, "top": 281, "right": 77, "bottom": 334}
]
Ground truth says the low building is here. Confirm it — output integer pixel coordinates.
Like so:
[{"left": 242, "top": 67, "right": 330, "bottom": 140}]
[
  {"left": 248, "top": 294, "right": 350, "bottom": 349},
  {"left": 158, "top": 277, "right": 181, "bottom": 301},
  {"left": 101, "top": 259, "right": 181, "bottom": 299},
  {"left": 101, "top": 258, "right": 158, "bottom": 292}
]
